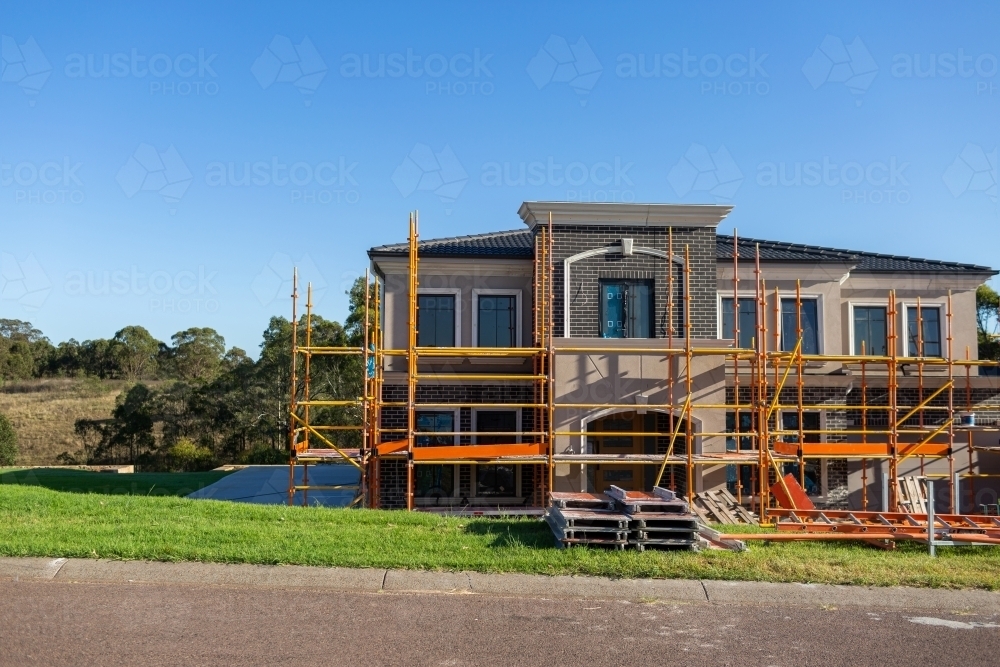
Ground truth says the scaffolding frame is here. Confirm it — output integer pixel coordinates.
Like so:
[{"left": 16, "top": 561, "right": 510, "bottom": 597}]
[{"left": 287, "top": 211, "right": 1000, "bottom": 518}]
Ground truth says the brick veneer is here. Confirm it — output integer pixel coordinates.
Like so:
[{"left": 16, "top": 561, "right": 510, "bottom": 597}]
[{"left": 539, "top": 225, "right": 718, "bottom": 339}]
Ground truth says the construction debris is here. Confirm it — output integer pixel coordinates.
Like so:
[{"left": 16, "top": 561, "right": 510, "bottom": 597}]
[
  {"left": 896, "top": 475, "right": 929, "bottom": 515},
  {"left": 691, "top": 489, "right": 758, "bottom": 525}
]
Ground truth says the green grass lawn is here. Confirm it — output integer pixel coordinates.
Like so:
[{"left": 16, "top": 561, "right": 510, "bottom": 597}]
[
  {"left": 1, "top": 483, "right": 1000, "bottom": 589},
  {"left": 0, "top": 468, "right": 231, "bottom": 497}
]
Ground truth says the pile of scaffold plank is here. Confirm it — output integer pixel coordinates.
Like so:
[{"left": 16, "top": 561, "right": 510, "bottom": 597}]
[
  {"left": 546, "top": 487, "right": 700, "bottom": 551},
  {"left": 691, "top": 488, "right": 758, "bottom": 525},
  {"left": 545, "top": 492, "right": 630, "bottom": 550}
]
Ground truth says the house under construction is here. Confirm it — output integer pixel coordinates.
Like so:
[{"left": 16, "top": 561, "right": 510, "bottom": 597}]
[{"left": 287, "top": 201, "right": 1000, "bottom": 519}]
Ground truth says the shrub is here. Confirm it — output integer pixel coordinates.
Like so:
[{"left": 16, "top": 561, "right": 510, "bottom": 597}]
[
  {"left": 167, "top": 437, "right": 214, "bottom": 472},
  {"left": 0, "top": 413, "right": 18, "bottom": 466}
]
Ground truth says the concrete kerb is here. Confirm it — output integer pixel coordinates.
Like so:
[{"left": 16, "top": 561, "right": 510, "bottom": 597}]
[{"left": 1, "top": 558, "right": 999, "bottom": 612}]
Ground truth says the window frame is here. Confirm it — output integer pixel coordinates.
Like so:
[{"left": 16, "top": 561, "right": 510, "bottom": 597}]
[
  {"left": 471, "top": 408, "right": 521, "bottom": 499},
  {"left": 717, "top": 292, "right": 760, "bottom": 349},
  {"left": 416, "top": 288, "right": 461, "bottom": 348},
  {"left": 471, "top": 289, "right": 522, "bottom": 348},
  {"left": 902, "top": 302, "right": 944, "bottom": 358},
  {"left": 413, "top": 408, "right": 461, "bottom": 500},
  {"left": 777, "top": 295, "right": 823, "bottom": 355},
  {"left": 849, "top": 302, "right": 890, "bottom": 356},
  {"left": 599, "top": 279, "right": 654, "bottom": 339}
]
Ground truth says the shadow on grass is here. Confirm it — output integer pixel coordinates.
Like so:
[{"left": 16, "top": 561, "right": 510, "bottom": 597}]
[
  {"left": 462, "top": 518, "right": 556, "bottom": 549},
  {"left": 0, "top": 468, "right": 231, "bottom": 497}
]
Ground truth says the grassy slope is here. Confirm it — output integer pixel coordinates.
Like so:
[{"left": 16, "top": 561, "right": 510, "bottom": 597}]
[
  {"left": 1, "top": 483, "right": 999, "bottom": 589},
  {"left": 0, "top": 468, "right": 231, "bottom": 496},
  {"left": 0, "top": 378, "right": 126, "bottom": 464}
]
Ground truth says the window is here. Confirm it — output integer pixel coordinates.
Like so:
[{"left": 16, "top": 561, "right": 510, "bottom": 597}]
[
  {"left": 721, "top": 298, "right": 757, "bottom": 349},
  {"left": 907, "top": 306, "right": 941, "bottom": 357},
  {"left": 853, "top": 306, "right": 887, "bottom": 355},
  {"left": 725, "top": 411, "right": 755, "bottom": 496},
  {"left": 781, "top": 298, "right": 819, "bottom": 354},
  {"left": 415, "top": 411, "right": 454, "bottom": 446},
  {"left": 781, "top": 412, "right": 821, "bottom": 496},
  {"left": 417, "top": 295, "right": 455, "bottom": 347},
  {"left": 601, "top": 281, "right": 653, "bottom": 338},
  {"left": 478, "top": 295, "right": 516, "bottom": 347},
  {"left": 475, "top": 411, "right": 517, "bottom": 497},
  {"left": 414, "top": 411, "right": 455, "bottom": 497}
]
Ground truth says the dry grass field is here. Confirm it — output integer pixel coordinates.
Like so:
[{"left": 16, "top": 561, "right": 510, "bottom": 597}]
[{"left": 0, "top": 378, "right": 125, "bottom": 465}]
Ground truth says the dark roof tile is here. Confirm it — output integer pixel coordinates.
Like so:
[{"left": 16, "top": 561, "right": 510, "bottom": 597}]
[{"left": 369, "top": 229, "right": 994, "bottom": 274}]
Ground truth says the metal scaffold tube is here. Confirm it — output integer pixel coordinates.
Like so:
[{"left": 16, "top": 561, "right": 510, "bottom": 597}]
[{"left": 278, "top": 208, "right": 1000, "bottom": 518}]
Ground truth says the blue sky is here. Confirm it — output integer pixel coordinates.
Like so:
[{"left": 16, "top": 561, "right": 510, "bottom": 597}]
[{"left": 2, "top": 1, "right": 998, "bottom": 354}]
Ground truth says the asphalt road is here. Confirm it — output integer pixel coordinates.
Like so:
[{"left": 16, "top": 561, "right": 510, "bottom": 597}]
[{"left": 2, "top": 579, "right": 998, "bottom": 667}]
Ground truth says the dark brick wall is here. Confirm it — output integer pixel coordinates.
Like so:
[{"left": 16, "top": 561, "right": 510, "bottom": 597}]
[
  {"left": 538, "top": 225, "right": 717, "bottom": 339},
  {"left": 377, "top": 382, "right": 537, "bottom": 507}
]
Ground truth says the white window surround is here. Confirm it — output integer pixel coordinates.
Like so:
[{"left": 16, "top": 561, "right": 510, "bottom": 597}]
[
  {"left": 901, "top": 302, "right": 945, "bottom": 358},
  {"left": 470, "top": 407, "right": 522, "bottom": 500},
  {"left": 715, "top": 291, "right": 760, "bottom": 341},
  {"left": 563, "top": 242, "right": 684, "bottom": 338},
  {"left": 416, "top": 287, "right": 461, "bottom": 347},
  {"left": 776, "top": 294, "right": 824, "bottom": 355},
  {"left": 848, "top": 301, "right": 891, "bottom": 356},
  {"left": 471, "top": 289, "right": 523, "bottom": 348}
]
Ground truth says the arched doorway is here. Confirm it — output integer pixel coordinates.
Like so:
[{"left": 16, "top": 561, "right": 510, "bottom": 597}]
[{"left": 584, "top": 409, "right": 694, "bottom": 497}]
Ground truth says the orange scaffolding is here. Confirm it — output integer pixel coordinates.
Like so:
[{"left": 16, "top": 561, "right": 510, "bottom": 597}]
[{"left": 287, "top": 210, "right": 1000, "bottom": 518}]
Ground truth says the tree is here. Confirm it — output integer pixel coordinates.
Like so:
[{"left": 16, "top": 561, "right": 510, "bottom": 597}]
[
  {"left": 0, "top": 413, "right": 17, "bottom": 465},
  {"left": 111, "top": 326, "right": 160, "bottom": 381},
  {"left": 977, "top": 284, "right": 1000, "bottom": 361},
  {"left": 170, "top": 327, "right": 226, "bottom": 382},
  {"left": 0, "top": 319, "right": 53, "bottom": 380}
]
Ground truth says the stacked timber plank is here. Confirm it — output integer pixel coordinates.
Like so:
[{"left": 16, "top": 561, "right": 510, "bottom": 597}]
[
  {"left": 546, "top": 492, "right": 630, "bottom": 549},
  {"left": 546, "top": 487, "right": 700, "bottom": 551},
  {"left": 896, "top": 476, "right": 929, "bottom": 514},
  {"left": 691, "top": 489, "right": 758, "bottom": 525}
]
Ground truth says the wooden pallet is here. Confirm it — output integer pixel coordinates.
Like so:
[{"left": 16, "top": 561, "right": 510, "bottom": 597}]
[{"left": 897, "top": 476, "right": 928, "bottom": 514}]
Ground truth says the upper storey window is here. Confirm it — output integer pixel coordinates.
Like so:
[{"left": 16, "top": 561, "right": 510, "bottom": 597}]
[
  {"left": 478, "top": 295, "right": 517, "bottom": 347},
  {"left": 780, "top": 298, "right": 820, "bottom": 355},
  {"left": 601, "top": 281, "right": 653, "bottom": 338},
  {"left": 906, "top": 306, "right": 941, "bottom": 357},
  {"left": 418, "top": 295, "right": 455, "bottom": 347},
  {"left": 853, "top": 306, "right": 887, "bottom": 356},
  {"left": 721, "top": 297, "right": 757, "bottom": 349}
]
